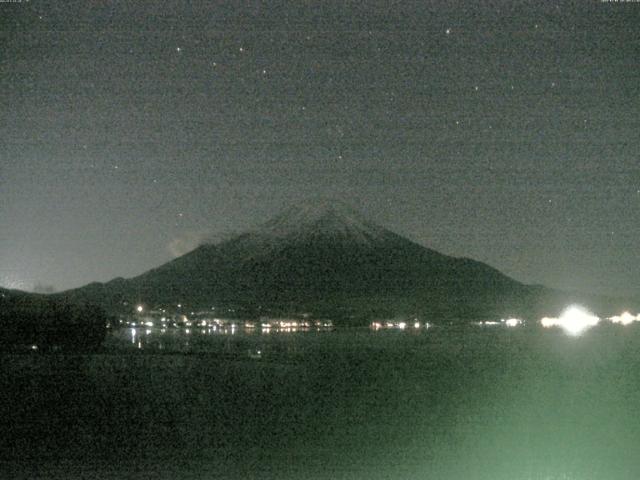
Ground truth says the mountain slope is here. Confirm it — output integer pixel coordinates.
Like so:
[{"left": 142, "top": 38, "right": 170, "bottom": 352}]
[{"left": 58, "top": 201, "right": 626, "bottom": 323}]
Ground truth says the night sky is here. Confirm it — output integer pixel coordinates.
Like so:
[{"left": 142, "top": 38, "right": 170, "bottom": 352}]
[{"left": 2, "top": 1, "right": 639, "bottom": 297}]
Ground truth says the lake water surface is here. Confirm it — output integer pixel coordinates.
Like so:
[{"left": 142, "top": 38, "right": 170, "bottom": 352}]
[{"left": 2, "top": 324, "right": 640, "bottom": 479}]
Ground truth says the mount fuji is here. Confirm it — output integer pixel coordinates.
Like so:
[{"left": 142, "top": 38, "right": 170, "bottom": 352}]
[{"left": 56, "top": 200, "right": 622, "bottom": 323}]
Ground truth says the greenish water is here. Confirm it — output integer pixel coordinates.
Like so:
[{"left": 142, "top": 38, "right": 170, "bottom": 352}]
[{"left": 2, "top": 325, "right": 640, "bottom": 479}]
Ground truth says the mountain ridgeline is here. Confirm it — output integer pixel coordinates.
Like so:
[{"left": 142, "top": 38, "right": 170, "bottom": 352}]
[{"left": 57, "top": 202, "right": 629, "bottom": 324}]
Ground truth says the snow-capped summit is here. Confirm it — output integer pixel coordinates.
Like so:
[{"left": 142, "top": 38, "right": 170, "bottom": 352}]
[{"left": 253, "top": 199, "right": 388, "bottom": 244}]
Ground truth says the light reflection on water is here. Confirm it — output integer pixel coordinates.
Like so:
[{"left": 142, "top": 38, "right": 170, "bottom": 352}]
[
  {"left": 8, "top": 323, "right": 640, "bottom": 479},
  {"left": 99, "top": 323, "right": 640, "bottom": 479},
  {"left": 108, "top": 323, "right": 337, "bottom": 358}
]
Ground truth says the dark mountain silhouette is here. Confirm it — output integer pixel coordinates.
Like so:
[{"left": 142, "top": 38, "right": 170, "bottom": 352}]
[{"left": 55, "top": 201, "right": 635, "bottom": 323}]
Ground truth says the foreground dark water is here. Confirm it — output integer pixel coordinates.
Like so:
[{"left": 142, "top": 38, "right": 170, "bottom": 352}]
[{"left": 2, "top": 324, "right": 640, "bottom": 479}]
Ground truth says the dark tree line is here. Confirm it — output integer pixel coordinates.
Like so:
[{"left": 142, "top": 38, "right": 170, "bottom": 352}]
[{"left": 0, "top": 293, "right": 108, "bottom": 352}]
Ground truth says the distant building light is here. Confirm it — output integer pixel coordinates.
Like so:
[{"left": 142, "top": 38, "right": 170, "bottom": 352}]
[
  {"left": 609, "top": 312, "right": 639, "bottom": 326},
  {"left": 540, "top": 305, "right": 600, "bottom": 336},
  {"left": 504, "top": 318, "right": 522, "bottom": 327}
]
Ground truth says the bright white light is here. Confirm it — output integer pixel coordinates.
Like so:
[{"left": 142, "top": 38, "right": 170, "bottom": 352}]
[
  {"left": 504, "top": 318, "right": 522, "bottom": 327},
  {"left": 609, "top": 312, "right": 639, "bottom": 326},
  {"left": 540, "top": 317, "right": 556, "bottom": 328},
  {"left": 414, "top": 322, "right": 421, "bottom": 329},
  {"left": 540, "top": 305, "right": 600, "bottom": 336},
  {"left": 397, "top": 322, "right": 407, "bottom": 330},
  {"left": 136, "top": 305, "right": 143, "bottom": 313}
]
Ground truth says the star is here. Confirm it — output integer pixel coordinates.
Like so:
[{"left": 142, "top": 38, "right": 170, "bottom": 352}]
[
  {"left": 176, "top": 47, "right": 182, "bottom": 53},
  {"left": 445, "top": 28, "right": 451, "bottom": 35}
]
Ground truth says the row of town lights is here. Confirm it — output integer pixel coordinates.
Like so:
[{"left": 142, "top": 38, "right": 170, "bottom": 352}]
[{"left": 136, "top": 304, "right": 638, "bottom": 338}]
